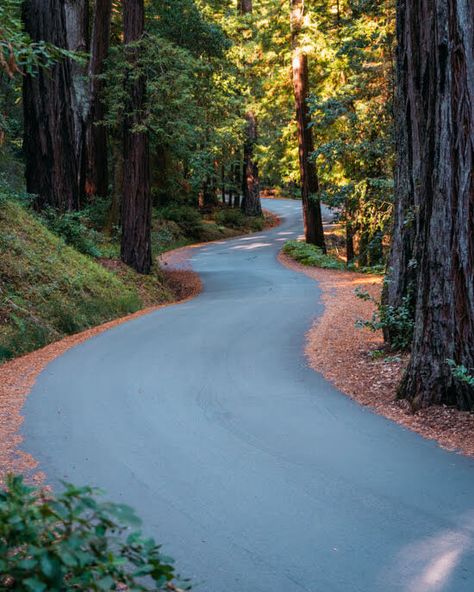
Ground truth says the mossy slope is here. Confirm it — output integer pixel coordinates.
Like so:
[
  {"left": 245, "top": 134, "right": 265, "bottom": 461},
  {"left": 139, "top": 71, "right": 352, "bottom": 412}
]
[{"left": 0, "top": 200, "right": 171, "bottom": 362}]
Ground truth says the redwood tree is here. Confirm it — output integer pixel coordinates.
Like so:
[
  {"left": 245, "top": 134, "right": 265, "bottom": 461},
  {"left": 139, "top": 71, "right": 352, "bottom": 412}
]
[
  {"left": 388, "top": 0, "right": 474, "bottom": 410},
  {"left": 238, "top": 0, "right": 262, "bottom": 217},
  {"left": 121, "top": 0, "right": 152, "bottom": 274},
  {"left": 290, "top": 0, "right": 325, "bottom": 250},
  {"left": 84, "top": 0, "right": 112, "bottom": 199},
  {"left": 22, "top": 0, "right": 79, "bottom": 211}
]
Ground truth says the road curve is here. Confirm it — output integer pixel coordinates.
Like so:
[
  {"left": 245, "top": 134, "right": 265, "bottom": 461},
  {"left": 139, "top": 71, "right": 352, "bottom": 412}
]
[{"left": 23, "top": 199, "right": 474, "bottom": 592}]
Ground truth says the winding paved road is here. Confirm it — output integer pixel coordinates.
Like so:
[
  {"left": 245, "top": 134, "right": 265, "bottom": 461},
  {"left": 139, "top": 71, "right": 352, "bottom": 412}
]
[{"left": 23, "top": 199, "right": 474, "bottom": 592}]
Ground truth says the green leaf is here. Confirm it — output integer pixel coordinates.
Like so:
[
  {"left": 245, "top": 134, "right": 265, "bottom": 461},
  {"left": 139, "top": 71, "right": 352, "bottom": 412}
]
[{"left": 24, "top": 578, "right": 47, "bottom": 592}]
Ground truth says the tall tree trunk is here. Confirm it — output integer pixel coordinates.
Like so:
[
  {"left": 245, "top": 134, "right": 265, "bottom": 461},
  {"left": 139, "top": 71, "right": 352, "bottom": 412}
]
[
  {"left": 290, "top": 0, "right": 326, "bottom": 250},
  {"left": 392, "top": 0, "right": 474, "bottom": 410},
  {"left": 238, "top": 0, "right": 252, "bottom": 13},
  {"left": 121, "top": 0, "right": 152, "bottom": 274},
  {"left": 22, "top": 0, "right": 79, "bottom": 211},
  {"left": 85, "top": 0, "right": 112, "bottom": 199},
  {"left": 238, "top": 0, "right": 262, "bottom": 217},
  {"left": 241, "top": 113, "right": 263, "bottom": 216},
  {"left": 64, "top": 0, "right": 89, "bottom": 202}
]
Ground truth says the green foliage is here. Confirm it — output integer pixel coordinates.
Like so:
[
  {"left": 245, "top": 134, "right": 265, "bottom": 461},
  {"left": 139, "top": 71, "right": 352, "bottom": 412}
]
[
  {"left": 214, "top": 208, "right": 246, "bottom": 229},
  {"left": 0, "top": 0, "right": 75, "bottom": 78},
  {"left": 158, "top": 205, "right": 204, "bottom": 238},
  {"left": 355, "top": 288, "right": 414, "bottom": 351},
  {"left": 447, "top": 360, "right": 474, "bottom": 388},
  {"left": 41, "top": 210, "right": 102, "bottom": 258},
  {"left": 0, "top": 474, "right": 185, "bottom": 591},
  {"left": 283, "top": 240, "right": 346, "bottom": 270},
  {"left": 0, "top": 199, "right": 172, "bottom": 363}
]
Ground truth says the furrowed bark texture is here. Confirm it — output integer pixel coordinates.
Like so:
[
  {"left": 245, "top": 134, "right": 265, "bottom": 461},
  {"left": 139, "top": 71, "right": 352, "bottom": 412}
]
[
  {"left": 22, "top": 0, "right": 79, "bottom": 211},
  {"left": 238, "top": 0, "right": 262, "bottom": 217},
  {"left": 85, "top": 0, "right": 112, "bottom": 198},
  {"left": 121, "top": 0, "right": 152, "bottom": 274},
  {"left": 392, "top": 0, "right": 474, "bottom": 409},
  {"left": 64, "top": 0, "right": 89, "bottom": 199},
  {"left": 290, "top": 0, "right": 326, "bottom": 250}
]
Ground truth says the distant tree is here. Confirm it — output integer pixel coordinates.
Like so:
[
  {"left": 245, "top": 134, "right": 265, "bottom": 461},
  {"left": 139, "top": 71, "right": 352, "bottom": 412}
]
[
  {"left": 238, "top": 0, "right": 262, "bottom": 217},
  {"left": 121, "top": 0, "right": 152, "bottom": 274},
  {"left": 290, "top": 0, "right": 325, "bottom": 250},
  {"left": 388, "top": 0, "right": 474, "bottom": 410}
]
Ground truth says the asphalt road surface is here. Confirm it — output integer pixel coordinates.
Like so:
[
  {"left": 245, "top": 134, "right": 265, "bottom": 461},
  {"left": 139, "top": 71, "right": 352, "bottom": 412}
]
[{"left": 23, "top": 199, "right": 474, "bottom": 592}]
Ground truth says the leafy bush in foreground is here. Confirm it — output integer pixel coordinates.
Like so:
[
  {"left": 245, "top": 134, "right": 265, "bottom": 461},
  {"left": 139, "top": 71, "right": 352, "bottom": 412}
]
[
  {"left": 283, "top": 240, "right": 345, "bottom": 270},
  {"left": 0, "top": 475, "right": 186, "bottom": 591}
]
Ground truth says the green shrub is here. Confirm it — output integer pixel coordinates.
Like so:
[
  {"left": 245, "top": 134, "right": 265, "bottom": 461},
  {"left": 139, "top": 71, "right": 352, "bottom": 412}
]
[
  {"left": 80, "top": 198, "right": 113, "bottom": 232},
  {"left": 447, "top": 360, "right": 474, "bottom": 387},
  {"left": 355, "top": 288, "right": 414, "bottom": 351},
  {"left": 214, "top": 208, "right": 247, "bottom": 229},
  {"left": 248, "top": 216, "right": 265, "bottom": 232},
  {"left": 158, "top": 205, "right": 203, "bottom": 238},
  {"left": 0, "top": 475, "right": 187, "bottom": 591},
  {"left": 41, "top": 210, "right": 102, "bottom": 258},
  {"left": 282, "top": 240, "right": 346, "bottom": 270}
]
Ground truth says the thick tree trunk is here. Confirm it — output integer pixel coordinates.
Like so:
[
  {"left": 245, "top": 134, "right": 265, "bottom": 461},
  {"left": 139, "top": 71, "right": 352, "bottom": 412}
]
[
  {"left": 393, "top": 0, "right": 474, "bottom": 410},
  {"left": 238, "top": 0, "right": 252, "bottom": 14},
  {"left": 290, "top": 0, "right": 326, "bottom": 250},
  {"left": 64, "top": 0, "right": 89, "bottom": 200},
  {"left": 85, "top": 0, "right": 112, "bottom": 199},
  {"left": 241, "top": 113, "right": 263, "bottom": 216},
  {"left": 238, "top": 0, "right": 262, "bottom": 217},
  {"left": 22, "top": 0, "right": 79, "bottom": 211},
  {"left": 121, "top": 0, "right": 152, "bottom": 274}
]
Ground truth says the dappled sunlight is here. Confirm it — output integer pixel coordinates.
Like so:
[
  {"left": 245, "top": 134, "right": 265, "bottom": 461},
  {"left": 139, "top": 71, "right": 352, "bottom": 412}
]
[
  {"left": 236, "top": 235, "right": 268, "bottom": 241},
  {"left": 382, "top": 512, "right": 474, "bottom": 592},
  {"left": 278, "top": 231, "right": 297, "bottom": 236},
  {"left": 230, "top": 242, "right": 273, "bottom": 251}
]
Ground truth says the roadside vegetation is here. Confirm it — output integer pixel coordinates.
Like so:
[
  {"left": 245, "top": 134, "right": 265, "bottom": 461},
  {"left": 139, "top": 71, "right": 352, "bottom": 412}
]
[
  {"left": 0, "top": 189, "right": 270, "bottom": 364},
  {"left": 0, "top": 475, "right": 187, "bottom": 591}
]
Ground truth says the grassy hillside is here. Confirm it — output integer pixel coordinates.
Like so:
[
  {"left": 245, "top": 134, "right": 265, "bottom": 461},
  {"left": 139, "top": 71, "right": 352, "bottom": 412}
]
[{"left": 0, "top": 199, "right": 173, "bottom": 363}]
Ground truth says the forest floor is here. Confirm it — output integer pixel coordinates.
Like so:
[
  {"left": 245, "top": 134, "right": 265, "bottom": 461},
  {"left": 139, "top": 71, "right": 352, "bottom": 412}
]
[{"left": 279, "top": 252, "right": 474, "bottom": 457}]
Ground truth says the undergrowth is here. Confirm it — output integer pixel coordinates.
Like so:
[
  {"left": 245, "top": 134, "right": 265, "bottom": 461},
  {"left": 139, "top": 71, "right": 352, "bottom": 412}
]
[
  {"left": 0, "top": 199, "right": 172, "bottom": 363},
  {"left": 282, "top": 240, "right": 346, "bottom": 270},
  {"left": 0, "top": 474, "right": 188, "bottom": 591}
]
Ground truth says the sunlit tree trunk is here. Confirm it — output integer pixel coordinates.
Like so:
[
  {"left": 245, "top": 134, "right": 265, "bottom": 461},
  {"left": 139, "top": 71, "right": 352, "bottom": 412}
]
[
  {"left": 390, "top": 0, "right": 474, "bottom": 410},
  {"left": 121, "top": 0, "right": 152, "bottom": 274},
  {"left": 22, "top": 0, "right": 79, "bottom": 211},
  {"left": 290, "top": 0, "right": 326, "bottom": 250},
  {"left": 85, "top": 0, "right": 112, "bottom": 199},
  {"left": 238, "top": 0, "right": 262, "bottom": 217}
]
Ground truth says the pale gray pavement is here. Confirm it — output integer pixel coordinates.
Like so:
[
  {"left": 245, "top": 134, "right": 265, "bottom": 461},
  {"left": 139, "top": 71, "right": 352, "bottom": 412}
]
[{"left": 23, "top": 199, "right": 474, "bottom": 592}]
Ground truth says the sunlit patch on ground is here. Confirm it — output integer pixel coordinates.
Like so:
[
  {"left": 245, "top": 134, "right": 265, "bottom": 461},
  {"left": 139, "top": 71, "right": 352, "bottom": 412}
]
[
  {"left": 231, "top": 242, "right": 273, "bottom": 251},
  {"left": 381, "top": 512, "right": 474, "bottom": 591}
]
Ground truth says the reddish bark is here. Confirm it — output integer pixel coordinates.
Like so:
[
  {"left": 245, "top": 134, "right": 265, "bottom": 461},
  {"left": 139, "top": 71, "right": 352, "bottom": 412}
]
[
  {"left": 121, "top": 0, "right": 152, "bottom": 274},
  {"left": 22, "top": 0, "right": 79, "bottom": 211},
  {"left": 290, "top": 0, "right": 326, "bottom": 250},
  {"left": 85, "top": 0, "right": 112, "bottom": 199},
  {"left": 390, "top": 0, "right": 474, "bottom": 410}
]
